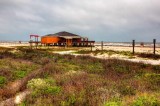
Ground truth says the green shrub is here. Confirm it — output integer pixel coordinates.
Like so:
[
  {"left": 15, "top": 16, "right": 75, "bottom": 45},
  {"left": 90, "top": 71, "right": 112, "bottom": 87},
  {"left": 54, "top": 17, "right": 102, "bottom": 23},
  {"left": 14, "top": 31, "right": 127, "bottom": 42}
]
[
  {"left": 134, "top": 69, "right": 146, "bottom": 78},
  {"left": 104, "top": 102, "right": 120, "bottom": 106},
  {"left": 104, "top": 96, "right": 122, "bottom": 106},
  {"left": 132, "top": 96, "right": 160, "bottom": 106},
  {"left": 14, "top": 70, "right": 27, "bottom": 79},
  {"left": 18, "top": 101, "right": 26, "bottom": 106},
  {"left": 144, "top": 73, "right": 160, "bottom": 90},
  {"left": 44, "top": 86, "right": 61, "bottom": 95},
  {"left": 119, "top": 51, "right": 133, "bottom": 56},
  {"left": 114, "top": 65, "right": 130, "bottom": 74},
  {"left": 152, "top": 65, "right": 160, "bottom": 73},
  {"left": 0, "top": 76, "right": 6, "bottom": 87},
  {"left": 104, "top": 100, "right": 122, "bottom": 106},
  {"left": 13, "top": 64, "right": 37, "bottom": 79},
  {"left": 119, "top": 85, "right": 136, "bottom": 96},
  {"left": 27, "top": 78, "right": 61, "bottom": 96},
  {"left": 60, "top": 92, "right": 86, "bottom": 106},
  {"left": 144, "top": 73, "right": 160, "bottom": 85},
  {"left": 68, "top": 94, "right": 76, "bottom": 105},
  {"left": 140, "top": 64, "right": 148, "bottom": 68}
]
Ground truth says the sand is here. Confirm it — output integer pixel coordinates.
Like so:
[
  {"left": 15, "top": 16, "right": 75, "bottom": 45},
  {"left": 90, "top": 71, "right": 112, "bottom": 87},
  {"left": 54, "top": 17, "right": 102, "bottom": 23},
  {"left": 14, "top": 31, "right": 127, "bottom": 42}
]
[{"left": 0, "top": 42, "right": 29, "bottom": 48}]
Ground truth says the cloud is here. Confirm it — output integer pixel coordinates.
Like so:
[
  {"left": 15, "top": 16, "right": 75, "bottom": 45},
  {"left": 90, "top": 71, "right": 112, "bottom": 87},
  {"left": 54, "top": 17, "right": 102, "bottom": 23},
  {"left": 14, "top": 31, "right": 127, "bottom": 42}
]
[{"left": 0, "top": 0, "right": 160, "bottom": 41}]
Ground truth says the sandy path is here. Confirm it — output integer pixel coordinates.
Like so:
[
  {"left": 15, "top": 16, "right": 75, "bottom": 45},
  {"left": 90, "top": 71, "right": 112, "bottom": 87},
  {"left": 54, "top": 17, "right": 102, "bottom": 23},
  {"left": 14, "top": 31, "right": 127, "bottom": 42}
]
[
  {"left": 0, "top": 67, "right": 45, "bottom": 105},
  {"left": 53, "top": 51, "right": 160, "bottom": 65},
  {"left": 90, "top": 53, "right": 160, "bottom": 65},
  {"left": 0, "top": 90, "right": 31, "bottom": 106}
]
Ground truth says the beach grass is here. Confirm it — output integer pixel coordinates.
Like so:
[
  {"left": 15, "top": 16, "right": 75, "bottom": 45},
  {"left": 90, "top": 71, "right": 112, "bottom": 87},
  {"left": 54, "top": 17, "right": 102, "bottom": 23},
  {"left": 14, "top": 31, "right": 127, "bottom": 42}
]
[{"left": 0, "top": 47, "right": 159, "bottom": 106}]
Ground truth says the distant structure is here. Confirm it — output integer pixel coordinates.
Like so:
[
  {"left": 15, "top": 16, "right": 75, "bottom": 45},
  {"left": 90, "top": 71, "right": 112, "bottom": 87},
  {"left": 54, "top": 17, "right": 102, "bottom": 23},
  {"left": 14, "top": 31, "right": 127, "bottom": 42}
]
[
  {"left": 41, "top": 31, "right": 95, "bottom": 46},
  {"left": 29, "top": 34, "right": 40, "bottom": 49},
  {"left": 30, "top": 35, "right": 40, "bottom": 42}
]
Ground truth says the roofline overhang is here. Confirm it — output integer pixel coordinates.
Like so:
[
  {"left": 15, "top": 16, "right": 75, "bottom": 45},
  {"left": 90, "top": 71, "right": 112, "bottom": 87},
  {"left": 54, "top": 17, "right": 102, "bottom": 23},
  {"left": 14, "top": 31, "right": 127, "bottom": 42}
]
[{"left": 59, "top": 36, "right": 82, "bottom": 39}]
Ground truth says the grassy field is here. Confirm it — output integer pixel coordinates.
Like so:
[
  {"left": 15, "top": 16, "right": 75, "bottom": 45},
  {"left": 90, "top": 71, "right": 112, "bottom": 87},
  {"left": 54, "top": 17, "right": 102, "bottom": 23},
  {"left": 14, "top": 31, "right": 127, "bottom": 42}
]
[{"left": 0, "top": 47, "right": 160, "bottom": 106}]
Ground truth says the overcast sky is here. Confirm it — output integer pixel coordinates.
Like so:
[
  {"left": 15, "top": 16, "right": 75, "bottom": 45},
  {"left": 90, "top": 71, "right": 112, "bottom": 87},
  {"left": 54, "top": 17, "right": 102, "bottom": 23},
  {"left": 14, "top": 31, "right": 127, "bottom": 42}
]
[{"left": 0, "top": 0, "right": 160, "bottom": 42}]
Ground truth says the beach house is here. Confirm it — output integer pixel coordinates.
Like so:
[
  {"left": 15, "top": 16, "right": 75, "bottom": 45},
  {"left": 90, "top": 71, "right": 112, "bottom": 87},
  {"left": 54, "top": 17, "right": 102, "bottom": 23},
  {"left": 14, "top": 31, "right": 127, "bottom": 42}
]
[{"left": 41, "top": 31, "right": 95, "bottom": 46}]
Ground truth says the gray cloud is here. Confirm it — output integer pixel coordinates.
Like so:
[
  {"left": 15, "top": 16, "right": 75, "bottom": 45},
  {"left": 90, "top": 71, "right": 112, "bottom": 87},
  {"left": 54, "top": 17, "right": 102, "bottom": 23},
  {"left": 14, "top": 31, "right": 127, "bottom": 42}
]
[{"left": 0, "top": 0, "right": 160, "bottom": 42}]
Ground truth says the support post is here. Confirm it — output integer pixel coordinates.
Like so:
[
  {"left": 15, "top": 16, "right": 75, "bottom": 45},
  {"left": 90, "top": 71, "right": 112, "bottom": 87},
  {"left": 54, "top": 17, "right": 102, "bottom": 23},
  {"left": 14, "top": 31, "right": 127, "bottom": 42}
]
[
  {"left": 153, "top": 39, "right": 156, "bottom": 55},
  {"left": 36, "top": 37, "right": 38, "bottom": 49},
  {"left": 132, "top": 40, "right": 135, "bottom": 54},
  {"left": 30, "top": 42, "right": 32, "bottom": 49},
  {"left": 36, "top": 42, "right": 38, "bottom": 49},
  {"left": 91, "top": 43, "right": 92, "bottom": 51}
]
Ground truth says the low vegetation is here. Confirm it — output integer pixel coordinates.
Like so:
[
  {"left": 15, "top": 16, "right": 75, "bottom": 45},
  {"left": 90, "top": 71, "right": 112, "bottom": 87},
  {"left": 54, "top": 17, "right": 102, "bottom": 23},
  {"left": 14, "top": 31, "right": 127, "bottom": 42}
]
[
  {"left": 75, "top": 49, "right": 160, "bottom": 59},
  {"left": 0, "top": 76, "right": 6, "bottom": 87},
  {"left": 0, "top": 47, "right": 159, "bottom": 106},
  {"left": 75, "top": 50, "right": 133, "bottom": 57},
  {"left": 132, "top": 95, "right": 160, "bottom": 106},
  {"left": 27, "top": 78, "right": 61, "bottom": 96}
]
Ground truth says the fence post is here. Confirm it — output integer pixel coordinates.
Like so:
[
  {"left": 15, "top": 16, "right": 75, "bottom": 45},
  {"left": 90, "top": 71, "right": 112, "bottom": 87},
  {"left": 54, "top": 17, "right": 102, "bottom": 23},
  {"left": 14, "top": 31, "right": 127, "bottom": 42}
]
[
  {"left": 153, "top": 39, "right": 156, "bottom": 55},
  {"left": 132, "top": 40, "right": 135, "bottom": 54},
  {"left": 101, "top": 41, "right": 103, "bottom": 51}
]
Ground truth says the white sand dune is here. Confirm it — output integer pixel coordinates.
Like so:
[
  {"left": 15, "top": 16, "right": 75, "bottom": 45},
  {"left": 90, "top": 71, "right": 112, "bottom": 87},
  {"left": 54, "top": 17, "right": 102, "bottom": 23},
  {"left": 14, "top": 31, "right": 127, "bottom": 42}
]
[{"left": 0, "top": 42, "right": 29, "bottom": 48}]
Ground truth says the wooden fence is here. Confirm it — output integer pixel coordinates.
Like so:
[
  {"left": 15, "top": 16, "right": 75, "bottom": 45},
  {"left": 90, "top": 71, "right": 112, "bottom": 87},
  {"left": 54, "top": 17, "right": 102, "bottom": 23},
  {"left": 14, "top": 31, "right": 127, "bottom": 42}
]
[{"left": 94, "top": 39, "right": 159, "bottom": 55}]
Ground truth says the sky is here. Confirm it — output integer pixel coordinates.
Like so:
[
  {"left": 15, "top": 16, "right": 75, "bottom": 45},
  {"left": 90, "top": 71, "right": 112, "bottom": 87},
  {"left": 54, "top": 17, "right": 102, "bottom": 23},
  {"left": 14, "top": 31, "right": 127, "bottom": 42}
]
[{"left": 0, "top": 0, "right": 160, "bottom": 42}]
